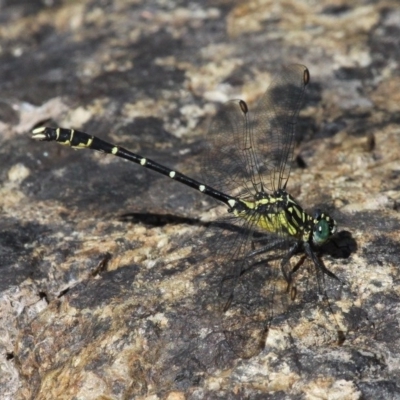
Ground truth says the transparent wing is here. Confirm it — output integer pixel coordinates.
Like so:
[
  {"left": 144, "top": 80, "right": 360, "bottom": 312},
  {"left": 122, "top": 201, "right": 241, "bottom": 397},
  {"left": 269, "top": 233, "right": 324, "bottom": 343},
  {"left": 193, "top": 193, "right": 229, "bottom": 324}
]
[
  {"left": 202, "top": 100, "right": 257, "bottom": 199},
  {"left": 208, "top": 204, "right": 294, "bottom": 295},
  {"left": 251, "top": 64, "right": 309, "bottom": 191},
  {"left": 199, "top": 64, "right": 314, "bottom": 343},
  {"left": 202, "top": 64, "right": 309, "bottom": 196}
]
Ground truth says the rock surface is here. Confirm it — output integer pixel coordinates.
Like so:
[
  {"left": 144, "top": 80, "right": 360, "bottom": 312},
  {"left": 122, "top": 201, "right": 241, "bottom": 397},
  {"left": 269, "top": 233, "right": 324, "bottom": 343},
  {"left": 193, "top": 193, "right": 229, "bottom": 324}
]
[{"left": 1, "top": 0, "right": 400, "bottom": 399}]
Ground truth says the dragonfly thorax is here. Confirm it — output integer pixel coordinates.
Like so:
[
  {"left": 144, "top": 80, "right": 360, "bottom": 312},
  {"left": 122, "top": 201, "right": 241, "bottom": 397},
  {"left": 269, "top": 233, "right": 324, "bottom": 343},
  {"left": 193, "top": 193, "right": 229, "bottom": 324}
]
[{"left": 231, "top": 190, "right": 336, "bottom": 246}]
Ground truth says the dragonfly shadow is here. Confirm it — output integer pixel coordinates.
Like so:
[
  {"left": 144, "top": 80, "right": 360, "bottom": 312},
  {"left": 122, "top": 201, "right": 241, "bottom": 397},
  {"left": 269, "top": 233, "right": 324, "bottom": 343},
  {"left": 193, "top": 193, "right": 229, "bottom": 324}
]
[
  {"left": 118, "top": 212, "right": 206, "bottom": 227},
  {"left": 118, "top": 212, "right": 254, "bottom": 236},
  {"left": 320, "top": 230, "right": 357, "bottom": 259}
]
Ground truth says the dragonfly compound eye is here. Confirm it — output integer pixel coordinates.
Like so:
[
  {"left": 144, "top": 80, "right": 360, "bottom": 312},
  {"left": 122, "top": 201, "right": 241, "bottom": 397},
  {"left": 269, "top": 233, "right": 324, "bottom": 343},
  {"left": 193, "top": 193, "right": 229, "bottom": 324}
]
[{"left": 313, "top": 214, "right": 336, "bottom": 245}]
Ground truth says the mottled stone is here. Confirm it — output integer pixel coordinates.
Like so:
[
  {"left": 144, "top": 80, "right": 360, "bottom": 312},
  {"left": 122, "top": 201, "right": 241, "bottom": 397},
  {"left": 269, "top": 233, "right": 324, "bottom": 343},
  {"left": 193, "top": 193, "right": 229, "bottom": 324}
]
[{"left": 1, "top": 0, "right": 400, "bottom": 399}]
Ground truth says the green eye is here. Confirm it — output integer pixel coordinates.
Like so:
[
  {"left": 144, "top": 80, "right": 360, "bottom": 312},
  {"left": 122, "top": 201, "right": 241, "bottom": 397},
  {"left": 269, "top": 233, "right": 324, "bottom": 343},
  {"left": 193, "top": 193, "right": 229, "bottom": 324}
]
[{"left": 313, "top": 219, "right": 331, "bottom": 245}]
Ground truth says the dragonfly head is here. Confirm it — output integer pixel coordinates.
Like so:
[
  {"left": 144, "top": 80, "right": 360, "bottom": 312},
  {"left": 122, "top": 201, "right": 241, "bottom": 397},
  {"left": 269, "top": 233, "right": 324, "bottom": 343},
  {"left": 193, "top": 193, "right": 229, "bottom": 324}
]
[{"left": 312, "top": 210, "right": 337, "bottom": 245}]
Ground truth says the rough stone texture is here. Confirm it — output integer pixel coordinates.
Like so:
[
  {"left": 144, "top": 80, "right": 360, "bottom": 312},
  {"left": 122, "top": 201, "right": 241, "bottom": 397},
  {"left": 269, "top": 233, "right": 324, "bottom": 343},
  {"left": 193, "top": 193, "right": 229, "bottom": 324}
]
[{"left": 0, "top": 0, "right": 400, "bottom": 399}]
